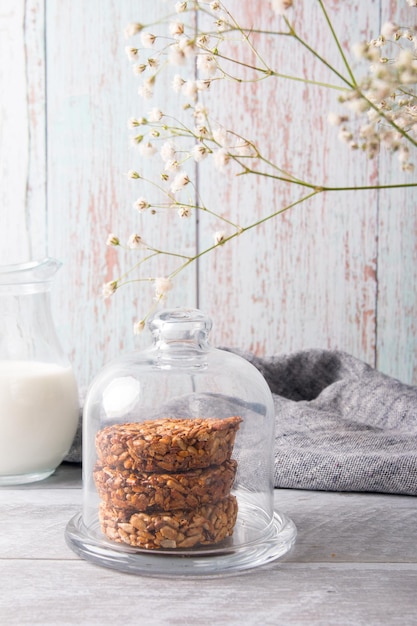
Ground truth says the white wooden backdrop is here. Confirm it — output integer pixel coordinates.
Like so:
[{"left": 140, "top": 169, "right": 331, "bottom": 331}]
[{"left": 1, "top": 0, "right": 416, "bottom": 392}]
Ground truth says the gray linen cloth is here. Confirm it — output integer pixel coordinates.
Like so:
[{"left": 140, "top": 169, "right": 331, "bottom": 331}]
[
  {"left": 227, "top": 348, "right": 417, "bottom": 496},
  {"left": 66, "top": 348, "right": 417, "bottom": 496}
]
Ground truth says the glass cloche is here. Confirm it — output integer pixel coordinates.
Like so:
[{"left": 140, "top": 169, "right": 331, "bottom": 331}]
[{"left": 66, "top": 308, "right": 296, "bottom": 576}]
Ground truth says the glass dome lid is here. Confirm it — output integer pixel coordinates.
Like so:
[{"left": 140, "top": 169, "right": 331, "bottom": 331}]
[{"left": 65, "top": 308, "right": 296, "bottom": 576}]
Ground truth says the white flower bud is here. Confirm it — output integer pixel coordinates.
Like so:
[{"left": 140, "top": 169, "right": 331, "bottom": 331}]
[
  {"left": 106, "top": 233, "right": 120, "bottom": 246},
  {"left": 133, "top": 320, "right": 146, "bottom": 334},
  {"left": 127, "top": 233, "right": 147, "bottom": 249},
  {"left": 154, "top": 277, "right": 173, "bottom": 298},
  {"left": 102, "top": 281, "right": 117, "bottom": 298}
]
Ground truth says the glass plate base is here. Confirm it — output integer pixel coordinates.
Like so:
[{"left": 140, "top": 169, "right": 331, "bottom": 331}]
[{"left": 65, "top": 509, "right": 297, "bottom": 578}]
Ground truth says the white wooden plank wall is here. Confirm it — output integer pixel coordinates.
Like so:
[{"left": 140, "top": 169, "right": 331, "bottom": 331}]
[{"left": 0, "top": 0, "right": 416, "bottom": 391}]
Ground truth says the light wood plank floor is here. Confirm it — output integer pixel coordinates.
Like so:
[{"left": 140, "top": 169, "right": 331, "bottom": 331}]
[{"left": 1, "top": 464, "right": 416, "bottom": 625}]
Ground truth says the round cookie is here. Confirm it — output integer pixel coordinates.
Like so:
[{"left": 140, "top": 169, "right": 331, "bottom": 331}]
[
  {"left": 99, "top": 495, "right": 238, "bottom": 549},
  {"left": 94, "top": 459, "right": 238, "bottom": 512},
  {"left": 95, "top": 416, "right": 243, "bottom": 472}
]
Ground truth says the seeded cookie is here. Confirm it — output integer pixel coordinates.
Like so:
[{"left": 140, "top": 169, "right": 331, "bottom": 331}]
[
  {"left": 99, "top": 495, "right": 238, "bottom": 549},
  {"left": 94, "top": 459, "right": 237, "bottom": 512},
  {"left": 95, "top": 416, "right": 242, "bottom": 472}
]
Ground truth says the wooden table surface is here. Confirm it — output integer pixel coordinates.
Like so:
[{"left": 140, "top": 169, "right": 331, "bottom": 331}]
[{"left": 1, "top": 463, "right": 416, "bottom": 626}]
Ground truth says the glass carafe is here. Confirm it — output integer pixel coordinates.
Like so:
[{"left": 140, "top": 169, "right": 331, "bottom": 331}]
[
  {"left": 66, "top": 307, "right": 296, "bottom": 576},
  {"left": 0, "top": 258, "right": 79, "bottom": 485}
]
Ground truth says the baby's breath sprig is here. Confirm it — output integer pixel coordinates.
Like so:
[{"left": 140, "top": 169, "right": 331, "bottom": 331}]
[{"left": 104, "top": 0, "right": 417, "bottom": 332}]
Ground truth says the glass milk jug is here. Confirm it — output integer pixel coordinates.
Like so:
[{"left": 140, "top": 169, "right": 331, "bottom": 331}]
[
  {"left": 0, "top": 258, "right": 79, "bottom": 485},
  {"left": 66, "top": 307, "right": 296, "bottom": 576}
]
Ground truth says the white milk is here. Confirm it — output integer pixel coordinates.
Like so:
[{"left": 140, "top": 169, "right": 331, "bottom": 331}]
[{"left": 0, "top": 361, "right": 79, "bottom": 476}]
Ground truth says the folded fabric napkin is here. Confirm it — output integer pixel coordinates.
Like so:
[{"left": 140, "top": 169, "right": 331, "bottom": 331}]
[
  {"left": 66, "top": 348, "right": 417, "bottom": 496},
  {"left": 228, "top": 348, "right": 417, "bottom": 496}
]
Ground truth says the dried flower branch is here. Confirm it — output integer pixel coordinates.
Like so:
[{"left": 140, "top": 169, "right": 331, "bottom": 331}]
[{"left": 104, "top": 0, "right": 417, "bottom": 331}]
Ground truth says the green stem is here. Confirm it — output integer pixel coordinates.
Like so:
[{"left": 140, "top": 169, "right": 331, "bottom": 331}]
[
  {"left": 169, "top": 189, "right": 320, "bottom": 280},
  {"left": 240, "top": 165, "right": 417, "bottom": 192},
  {"left": 283, "top": 16, "right": 354, "bottom": 89},
  {"left": 186, "top": 180, "right": 243, "bottom": 230},
  {"left": 147, "top": 246, "right": 191, "bottom": 260},
  {"left": 242, "top": 189, "right": 321, "bottom": 230},
  {"left": 219, "top": 2, "right": 271, "bottom": 71},
  {"left": 232, "top": 151, "right": 311, "bottom": 187},
  {"left": 323, "top": 182, "right": 417, "bottom": 192},
  {"left": 317, "top": 0, "right": 357, "bottom": 86},
  {"left": 212, "top": 50, "right": 348, "bottom": 91},
  {"left": 116, "top": 252, "right": 161, "bottom": 284},
  {"left": 361, "top": 94, "right": 417, "bottom": 151}
]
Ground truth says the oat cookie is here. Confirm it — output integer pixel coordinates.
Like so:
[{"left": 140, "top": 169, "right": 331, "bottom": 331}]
[
  {"left": 95, "top": 416, "right": 243, "bottom": 472},
  {"left": 94, "top": 459, "right": 237, "bottom": 512},
  {"left": 99, "top": 495, "right": 238, "bottom": 549}
]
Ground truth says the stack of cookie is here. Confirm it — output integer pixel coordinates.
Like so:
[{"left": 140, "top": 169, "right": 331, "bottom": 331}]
[{"left": 93, "top": 415, "right": 242, "bottom": 550}]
